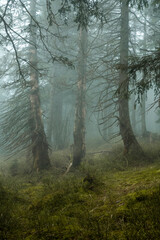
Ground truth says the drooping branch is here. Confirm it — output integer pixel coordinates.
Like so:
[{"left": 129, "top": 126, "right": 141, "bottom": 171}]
[{"left": 128, "top": 50, "right": 160, "bottom": 97}]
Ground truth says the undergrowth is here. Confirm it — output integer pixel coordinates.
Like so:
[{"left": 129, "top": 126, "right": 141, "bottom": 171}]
[{"left": 0, "top": 143, "right": 160, "bottom": 239}]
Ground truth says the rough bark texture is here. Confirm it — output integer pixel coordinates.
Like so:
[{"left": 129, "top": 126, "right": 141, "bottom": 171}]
[
  {"left": 29, "top": 0, "right": 51, "bottom": 171},
  {"left": 73, "top": 28, "right": 87, "bottom": 167},
  {"left": 119, "top": 0, "right": 143, "bottom": 154}
]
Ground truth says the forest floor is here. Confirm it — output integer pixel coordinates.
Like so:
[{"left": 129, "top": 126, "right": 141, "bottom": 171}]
[{"left": 0, "top": 141, "right": 160, "bottom": 239}]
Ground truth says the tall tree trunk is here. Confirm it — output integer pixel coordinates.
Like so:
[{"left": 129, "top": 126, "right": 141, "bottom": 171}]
[
  {"left": 119, "top": 0, "right": 143, "bottom": 154},
  {"left": 130, "top": 20, "right": 137, "bottom": 135},
  {"left": 141, "top": 92, "right": 147, "bottom": 136},
  {"left": 141, "top": 15, "right": 147, "bottom": 137},
  {"left": 103, "top": 83, "right": 113, "bottom": 140},
  {"left": 47, "top": 83, "right": 54, "bottom": 146},
  {"left": 73, "top": 28, "right": 87, "bottom": 167},
  {"left": 29, "top": 0, "right": 51, "bottom": 171},
  {"left": 53, "top": 92, "right": 63, "bottom": 150},
  {"left": 103, "top": 87, "right": 109, "bottom": 140},
  {"left": 131, "top": 93, "right": 136, "bottom": 134},
  {"left": 47, "top": 84, "right": 68, "bottom": 150}
]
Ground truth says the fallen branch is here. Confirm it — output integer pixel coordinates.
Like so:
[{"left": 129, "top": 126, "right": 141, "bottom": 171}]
[{"left": 87, "top": 150, "right": 112, "bottom": 155}]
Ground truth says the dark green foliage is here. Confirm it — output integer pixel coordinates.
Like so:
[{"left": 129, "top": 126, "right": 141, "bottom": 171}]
[
  {"left": 127, "top": 0, "right": 160, "bottom": 9},
  {"left": 128, "top": 50, "right": 160, "bottom": 100},
  {"left": 127, "top": 0, "right": 149, "bottom": 9},
  {"left": 57, "top": 0, "right": 106, "bottom": 29}
]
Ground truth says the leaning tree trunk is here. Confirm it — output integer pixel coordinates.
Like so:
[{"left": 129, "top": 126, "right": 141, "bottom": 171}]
[
  {"left": 29, "top": 0, "right": 51, "bottom": 171},
  {"left": 119, "top": 0, "right": 143, "bottom": 154},
  {"left": 72, "top": 28, "right": 87, "bottom": 167}
]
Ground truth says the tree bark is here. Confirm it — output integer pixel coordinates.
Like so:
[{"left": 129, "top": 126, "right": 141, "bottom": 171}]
[
  {"left": 141, "top": 92, "right": 147, "bottom": 137},
  {"left": 47, "top": 83, "right": 54, "bottom": 146},
  {"left": 29, "top": 0, "right": 51, "bottom": 171},
  {"left": 119, "top": 0, "right": 143, "bottom": 154},
  {"left": 53, "top": 92, "right": 63, "bottom": 150},
  {"left": 131, "top": 93, "right": 136, "bottom": 134},
  {"left": 141, "top": 15, "right": 147, "bottom": 137},
  {"left": 72, "top": 28, "right": 87, "bottom": 167}
]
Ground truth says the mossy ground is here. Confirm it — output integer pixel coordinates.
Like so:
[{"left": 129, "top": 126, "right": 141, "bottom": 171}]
[{"left": 1, "top": 142, "right": 160, "bottom": 239}]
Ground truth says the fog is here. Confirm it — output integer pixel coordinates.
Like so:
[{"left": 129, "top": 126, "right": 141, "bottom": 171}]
[
  {"left": 0, "top": 0, "right": 159, "bottom": 168},
  {"left": 0, "top": 0, "right": 160, "bottom": 239}
]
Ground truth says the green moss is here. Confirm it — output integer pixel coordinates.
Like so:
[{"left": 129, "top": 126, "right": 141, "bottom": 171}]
[
  {"left": 1, "top": 148, "right": 160, "bottom": 239},
  {"left": 113, "top": 187, "right": 160, "bottom": 239}
]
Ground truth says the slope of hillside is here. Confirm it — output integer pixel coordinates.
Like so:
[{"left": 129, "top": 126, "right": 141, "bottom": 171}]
[{"left": 0, "top": 144, "right": 160, "bottom": 239}]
